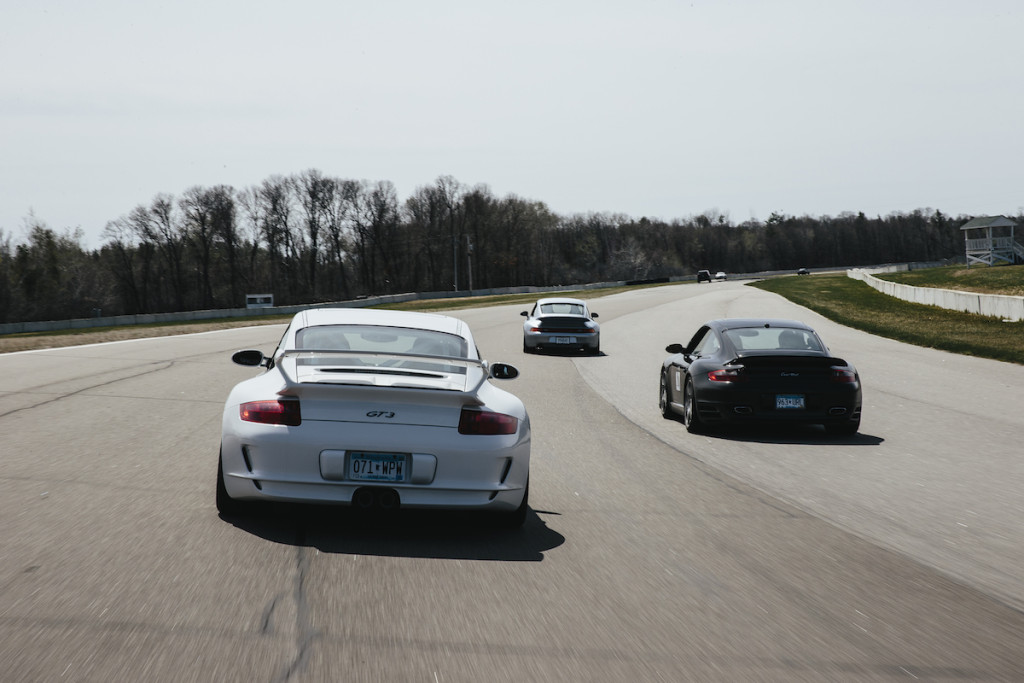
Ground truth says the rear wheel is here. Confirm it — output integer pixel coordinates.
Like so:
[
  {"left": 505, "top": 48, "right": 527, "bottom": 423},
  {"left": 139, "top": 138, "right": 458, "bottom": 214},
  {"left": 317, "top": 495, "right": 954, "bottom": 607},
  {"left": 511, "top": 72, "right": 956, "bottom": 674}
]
[
  {"left": 659, "top": 371, "right": 674, "bottom": 419},
  {"left": 495, "top": 479, "right": 529, "bottom": 529},
  {"left": 216, "top": 448, "right": 247, "bottom": 516},
  {"left": 682, "top": 377, "right": 705, "bottom": 434},
  {"left": 826, "top": 416, "right": 860, "bottom": 436}
]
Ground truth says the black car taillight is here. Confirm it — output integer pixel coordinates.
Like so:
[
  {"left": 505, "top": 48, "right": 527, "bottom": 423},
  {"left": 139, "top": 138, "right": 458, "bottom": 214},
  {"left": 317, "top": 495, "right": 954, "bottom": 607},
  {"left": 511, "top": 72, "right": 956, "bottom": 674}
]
[
  {"left": 708, "top": 367, "right": 746, "bottom": 382},
  {"left": 830, "top": 366, "right": 858, "bottom": 383},
  {"left": 458, "top": 408, "right": 518, "bottom": 435},
  {"left": 240, "top": 400, "right": 301, "bottom": 426}
]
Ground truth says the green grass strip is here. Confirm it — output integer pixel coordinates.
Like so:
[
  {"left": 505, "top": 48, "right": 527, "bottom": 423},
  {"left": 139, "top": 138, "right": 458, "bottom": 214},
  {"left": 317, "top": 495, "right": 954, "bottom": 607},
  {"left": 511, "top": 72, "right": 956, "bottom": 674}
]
[{"left": 750, "top": 273, "right": 1024, "bottom": 365}]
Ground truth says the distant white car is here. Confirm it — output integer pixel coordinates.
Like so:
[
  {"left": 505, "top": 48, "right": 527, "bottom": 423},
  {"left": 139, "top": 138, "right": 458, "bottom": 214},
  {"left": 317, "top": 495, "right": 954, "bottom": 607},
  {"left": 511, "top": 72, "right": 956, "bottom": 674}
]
[
  {"left": 521, "top": 297, "right": 600, "bottom": 354},
  {"left": 218, "top": 308, "right": 531, "bottom": 527},
  {"left": 714, "top": 271, "right": 727, "bottom": 281}
]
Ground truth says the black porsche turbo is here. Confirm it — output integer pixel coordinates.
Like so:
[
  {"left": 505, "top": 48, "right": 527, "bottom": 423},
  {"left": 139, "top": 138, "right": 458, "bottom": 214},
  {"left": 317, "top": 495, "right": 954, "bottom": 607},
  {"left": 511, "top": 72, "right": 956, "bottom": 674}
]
[{"left": 659, "top": 319, "right": 862, "bottom": 435}]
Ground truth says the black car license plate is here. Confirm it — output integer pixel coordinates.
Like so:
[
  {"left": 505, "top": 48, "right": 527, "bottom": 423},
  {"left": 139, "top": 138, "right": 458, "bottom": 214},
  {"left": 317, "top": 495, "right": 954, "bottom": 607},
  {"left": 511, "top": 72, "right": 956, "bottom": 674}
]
[{"left": 776, "top": 394, "right": 805, "bottom": 410}]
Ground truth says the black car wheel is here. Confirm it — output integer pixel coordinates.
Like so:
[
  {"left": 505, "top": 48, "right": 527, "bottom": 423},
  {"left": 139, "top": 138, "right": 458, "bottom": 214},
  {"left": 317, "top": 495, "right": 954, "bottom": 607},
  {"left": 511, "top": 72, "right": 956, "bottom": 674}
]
[
  {"left": 682, "top": 376, "right": 704, "bottom": 434},
  {"left": 659, "top": 371, "right": 674, "bottom": 419},
  {"left": 826, "top": 415, "right": 860, "bottom": 436}
]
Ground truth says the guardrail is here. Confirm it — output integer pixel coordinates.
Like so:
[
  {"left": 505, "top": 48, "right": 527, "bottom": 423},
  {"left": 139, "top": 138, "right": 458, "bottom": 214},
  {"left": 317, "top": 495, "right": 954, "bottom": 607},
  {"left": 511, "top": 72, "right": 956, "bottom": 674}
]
[
  {"left": 0, "top": 281, "right": 627, "bottom": 336},
  {"left": 848, "top": 268, "right": 1024, "bottom": 321}
]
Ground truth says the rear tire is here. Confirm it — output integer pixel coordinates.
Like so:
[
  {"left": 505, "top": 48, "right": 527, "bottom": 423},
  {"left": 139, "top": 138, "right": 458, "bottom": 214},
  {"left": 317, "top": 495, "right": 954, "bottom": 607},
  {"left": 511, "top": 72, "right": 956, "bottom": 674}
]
[
  {"left": 216, "top": 448, "right": 247, "bottom": 516},
  {"left": 496, "top": 479, "right": 529, "bottom": 529},
  {"left": 826, "top": 416, "right": 860, "bottom": 436},
  {"left": 682, "top": 377, "right": 705, "bottom": 434},
  {"left": 659, "top": 371, "right": 674, "bottom": 419}
]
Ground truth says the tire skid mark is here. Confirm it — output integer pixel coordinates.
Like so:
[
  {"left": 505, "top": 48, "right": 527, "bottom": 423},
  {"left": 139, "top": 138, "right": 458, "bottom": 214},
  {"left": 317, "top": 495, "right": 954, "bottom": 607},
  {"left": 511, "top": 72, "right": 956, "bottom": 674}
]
[
  {"left": 271, "top": 530, "right": 321, "bottom": 683},
  {"left": 0, "top": 360, "right": 175, "bottom": 419}
]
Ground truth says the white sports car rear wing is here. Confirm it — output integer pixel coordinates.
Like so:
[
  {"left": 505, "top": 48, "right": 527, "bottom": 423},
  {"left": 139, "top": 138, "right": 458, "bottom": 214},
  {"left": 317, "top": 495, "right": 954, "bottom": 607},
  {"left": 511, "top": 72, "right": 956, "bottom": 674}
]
[{"left": 275, "top": 349, "right": 490, "bottom": 394}]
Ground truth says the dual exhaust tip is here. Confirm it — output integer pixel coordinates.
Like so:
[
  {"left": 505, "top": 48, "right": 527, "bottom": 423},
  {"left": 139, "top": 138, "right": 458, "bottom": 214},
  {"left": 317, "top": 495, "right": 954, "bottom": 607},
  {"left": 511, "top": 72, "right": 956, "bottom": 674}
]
[{"left": 352, "top": 487, "right": 400, "bottom": 511}]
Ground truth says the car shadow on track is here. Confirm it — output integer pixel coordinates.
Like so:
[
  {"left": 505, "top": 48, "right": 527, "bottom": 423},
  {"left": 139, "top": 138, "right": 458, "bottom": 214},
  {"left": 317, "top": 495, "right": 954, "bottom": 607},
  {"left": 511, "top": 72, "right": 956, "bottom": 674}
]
[
  {"left": 525, "top": 349, "right": 605, "bottom": 357},
  {"left": 220, "top": 506, "right": 566, "bottom": 562},
  {"left": 694, "top": 423, "right": 884, "bottom": 446}
]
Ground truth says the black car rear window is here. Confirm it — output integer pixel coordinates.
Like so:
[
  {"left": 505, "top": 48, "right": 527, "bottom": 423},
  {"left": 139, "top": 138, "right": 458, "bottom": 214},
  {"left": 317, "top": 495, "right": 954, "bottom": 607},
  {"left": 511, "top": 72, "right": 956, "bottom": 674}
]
[{"left": 725, "top": 327, "right": 822, "bottom": 352}]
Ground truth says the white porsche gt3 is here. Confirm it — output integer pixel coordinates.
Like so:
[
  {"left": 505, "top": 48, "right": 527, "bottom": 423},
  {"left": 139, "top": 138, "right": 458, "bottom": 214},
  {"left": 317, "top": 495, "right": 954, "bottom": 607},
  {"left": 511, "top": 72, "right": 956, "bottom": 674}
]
[{"left": 217, "top": 308, "right": 531, "bottom": 527}]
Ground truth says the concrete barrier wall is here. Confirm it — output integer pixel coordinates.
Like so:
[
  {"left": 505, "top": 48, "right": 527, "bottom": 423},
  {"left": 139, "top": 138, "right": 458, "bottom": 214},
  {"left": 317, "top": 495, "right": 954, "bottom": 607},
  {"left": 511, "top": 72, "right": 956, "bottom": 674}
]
[{"left": 848, "top": 269, "right": 1024, "bottom": 321}]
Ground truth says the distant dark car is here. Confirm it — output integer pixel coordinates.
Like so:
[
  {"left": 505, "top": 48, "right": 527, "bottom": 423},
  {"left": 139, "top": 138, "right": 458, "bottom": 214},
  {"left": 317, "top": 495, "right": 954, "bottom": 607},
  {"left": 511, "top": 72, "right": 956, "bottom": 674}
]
[
  {"left": 797, "top": 267, "right": 810, "bottom": 275},
  {"left": 659, "top": 318, "right": 862, "bottom": 435},
  {"left": 697, "top": 269, "right": 712, "bottom": 283}
]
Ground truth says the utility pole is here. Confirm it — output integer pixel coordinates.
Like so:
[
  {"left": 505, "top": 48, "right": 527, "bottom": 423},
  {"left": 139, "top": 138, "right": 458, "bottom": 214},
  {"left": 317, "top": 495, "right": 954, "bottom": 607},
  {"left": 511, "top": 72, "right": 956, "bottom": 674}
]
[
  {"left": 452, "top": 236, "right": 458, "bottom": 291},
  {"left": 466, "top": 235, "right": 473, "bottom": 292}
]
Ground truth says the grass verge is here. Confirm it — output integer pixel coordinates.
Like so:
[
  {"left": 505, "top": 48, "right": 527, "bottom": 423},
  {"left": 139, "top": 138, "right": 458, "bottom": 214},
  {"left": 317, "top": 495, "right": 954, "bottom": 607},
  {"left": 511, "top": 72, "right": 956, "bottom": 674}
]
[{"left": 750, "top": 273, "right": 1024, "bottom": 365}]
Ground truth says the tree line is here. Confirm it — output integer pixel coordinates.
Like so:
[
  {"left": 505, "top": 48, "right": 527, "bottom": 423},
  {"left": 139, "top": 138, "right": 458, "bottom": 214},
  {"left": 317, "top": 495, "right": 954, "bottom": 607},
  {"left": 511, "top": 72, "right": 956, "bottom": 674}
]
[{"left": 0, "top": 170, "right": 988, "bottom": 324}]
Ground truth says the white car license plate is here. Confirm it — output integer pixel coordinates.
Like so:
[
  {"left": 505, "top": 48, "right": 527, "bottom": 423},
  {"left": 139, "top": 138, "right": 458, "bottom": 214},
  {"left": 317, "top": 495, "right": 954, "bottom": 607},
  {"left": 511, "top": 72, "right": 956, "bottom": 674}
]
[
  {"left": 552, "top": 336, "right": 577, "bottom": 344},
  {"left": 776, "top": 394, "right": 805, "bottom": 410},
  {"left": 348, "top": 452, "right": 407, "bottom": 482}
]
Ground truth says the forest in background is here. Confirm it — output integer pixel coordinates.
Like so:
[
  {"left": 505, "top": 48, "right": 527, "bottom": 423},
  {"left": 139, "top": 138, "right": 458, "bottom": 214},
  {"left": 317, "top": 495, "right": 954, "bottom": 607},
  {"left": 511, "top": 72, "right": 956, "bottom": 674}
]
[{"left": 0, "top": 171, "right": 996, "bottom": 324}]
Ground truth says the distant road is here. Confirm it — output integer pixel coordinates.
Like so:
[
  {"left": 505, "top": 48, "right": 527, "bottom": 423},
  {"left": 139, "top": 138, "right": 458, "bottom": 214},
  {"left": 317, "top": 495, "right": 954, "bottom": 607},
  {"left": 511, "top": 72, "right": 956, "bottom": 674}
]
[{"left": 2, "top": 281, "right": 1022, "bottom": 681}]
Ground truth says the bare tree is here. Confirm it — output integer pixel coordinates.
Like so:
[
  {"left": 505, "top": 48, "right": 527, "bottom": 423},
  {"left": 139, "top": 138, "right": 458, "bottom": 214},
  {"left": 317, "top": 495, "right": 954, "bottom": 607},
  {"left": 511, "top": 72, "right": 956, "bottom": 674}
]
[
  {"left": 296, "top": 169, "right": 336, "bottom": 299},
  {"left": 437, "top": 176, "right": 466, "bottom": 290},
  {"left": 179, "top": 186, "right": 217, "bottom": 308},
  {"left": 257, "top": 176, "right": 294, "bottom": 300},
  {"left": 101, "top": 217, "right": 151, "bottom": 314},
  {"left": 405, "top": 178, "right": 464, "bottom": 291},
  {"left": 123, "top": 194, "right": 188, "bottom": 311},
  {"left": 354, "top": 180, "right": 401, "bottom": 294},
  {"left": 148, "top": 194, "right": 188, "bottom": 310},
  {"left": 237, "top": 186, "right": 267, "bottom": 292},
  {"left": 611, "top": 237, "right": 652, "bottom": 280},
  {"left": 324, "top": 178, "right": 360, "bottom": 300},
  {"left": 210, "top": 186, "right": 240, "bottom": 305},
  {"left": 0, "top": 228, "right": 13, "bottom": 321}
]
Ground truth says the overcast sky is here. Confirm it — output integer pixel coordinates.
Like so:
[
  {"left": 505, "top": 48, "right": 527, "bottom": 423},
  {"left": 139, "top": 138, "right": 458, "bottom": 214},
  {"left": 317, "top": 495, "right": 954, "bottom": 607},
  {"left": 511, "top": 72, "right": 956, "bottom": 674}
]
[{"left": 3, "top": 0, "right": 1023, "bottom": 247}]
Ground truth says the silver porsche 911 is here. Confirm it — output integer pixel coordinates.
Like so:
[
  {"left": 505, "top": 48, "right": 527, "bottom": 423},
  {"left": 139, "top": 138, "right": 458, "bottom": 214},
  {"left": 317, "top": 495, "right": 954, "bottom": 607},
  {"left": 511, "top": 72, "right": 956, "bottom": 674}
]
[
  {"left": 521, "top": 297, "right": 600, "bottom": 354},
  {"left": 218, "top": 308, "right": 531, "bottom": 527}
]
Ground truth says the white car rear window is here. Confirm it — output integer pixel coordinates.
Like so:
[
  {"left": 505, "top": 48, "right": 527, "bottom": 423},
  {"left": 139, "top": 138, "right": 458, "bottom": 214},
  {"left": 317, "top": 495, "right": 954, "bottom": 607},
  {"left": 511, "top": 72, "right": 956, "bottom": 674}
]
[{"left": 297, "top": 325, "right": 468, "bottom": 357}]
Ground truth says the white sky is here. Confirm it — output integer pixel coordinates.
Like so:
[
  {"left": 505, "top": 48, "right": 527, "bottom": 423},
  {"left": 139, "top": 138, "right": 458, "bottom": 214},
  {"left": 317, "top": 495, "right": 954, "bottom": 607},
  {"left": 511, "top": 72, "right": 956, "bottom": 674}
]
[{"left": 3, "top": 0, "right": 1023, "bottom": 247}]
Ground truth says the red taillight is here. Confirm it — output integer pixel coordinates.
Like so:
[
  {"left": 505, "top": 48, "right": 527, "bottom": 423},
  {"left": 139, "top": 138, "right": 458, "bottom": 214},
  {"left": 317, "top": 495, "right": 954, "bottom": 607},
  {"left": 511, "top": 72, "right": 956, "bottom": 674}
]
[
  {"left": 458, "top": 408, "right": 518, "bottom": 435},
  {"left": 708, "top": 367, "right": 745, "bottom": 382},
  {"left": 240, "top": 400, "right": 301, "bottom": 426},
  {"left": 831, "top": 366, "right": 858, "bottom": 383}
]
